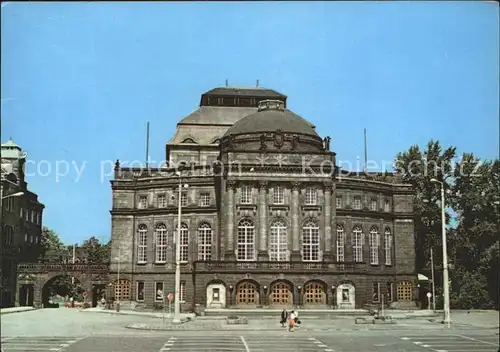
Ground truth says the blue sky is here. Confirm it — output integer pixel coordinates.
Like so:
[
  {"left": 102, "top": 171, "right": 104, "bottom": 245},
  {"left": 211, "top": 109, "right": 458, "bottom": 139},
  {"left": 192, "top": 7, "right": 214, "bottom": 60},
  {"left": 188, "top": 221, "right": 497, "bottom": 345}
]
[{"left": 1, "top": 2, "right": 498, "bottom": 244}]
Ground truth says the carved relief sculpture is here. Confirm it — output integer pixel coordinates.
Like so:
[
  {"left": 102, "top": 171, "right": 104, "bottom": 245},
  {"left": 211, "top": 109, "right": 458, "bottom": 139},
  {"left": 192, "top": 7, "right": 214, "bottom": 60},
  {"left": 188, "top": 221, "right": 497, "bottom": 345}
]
[
  {"left": 274, "top": 129, "right": 284, "bottom": 149},
  {"left": 259, "top": 134, "right": 267, "bottom": 151}
]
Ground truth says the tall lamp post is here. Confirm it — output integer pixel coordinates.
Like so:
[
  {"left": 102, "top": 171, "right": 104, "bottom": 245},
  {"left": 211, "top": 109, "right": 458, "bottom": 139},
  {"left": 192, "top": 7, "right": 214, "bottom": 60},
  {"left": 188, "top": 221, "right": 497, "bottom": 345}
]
[
  {"left": 430, "top": 178, "right": 451, "bottom": 326},
  {"left": 173, "top": 171, "right": 188, "bottom": 323}
]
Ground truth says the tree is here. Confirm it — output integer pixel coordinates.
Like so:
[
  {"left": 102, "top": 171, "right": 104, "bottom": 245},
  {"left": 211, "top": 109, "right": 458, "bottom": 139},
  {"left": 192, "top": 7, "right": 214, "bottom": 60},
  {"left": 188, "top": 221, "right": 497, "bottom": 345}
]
[
  {"left": 38, "top": 227, "right": 65, "bottom": 263},
  {"left": 80, "top": 236, "right": 111, "bottom": 264}
]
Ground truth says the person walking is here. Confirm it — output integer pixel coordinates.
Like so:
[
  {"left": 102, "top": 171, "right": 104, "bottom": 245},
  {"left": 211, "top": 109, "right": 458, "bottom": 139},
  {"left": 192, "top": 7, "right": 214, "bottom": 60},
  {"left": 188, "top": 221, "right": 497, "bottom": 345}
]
[
  {"left": 288, "top": 310, "right": 296, "bottom": 332},
  {"left": 294, "top": 308, "right": 300, "bottom": 327},
  {"left": 280, "top": 308, "right": 288, "bottom": 327}
]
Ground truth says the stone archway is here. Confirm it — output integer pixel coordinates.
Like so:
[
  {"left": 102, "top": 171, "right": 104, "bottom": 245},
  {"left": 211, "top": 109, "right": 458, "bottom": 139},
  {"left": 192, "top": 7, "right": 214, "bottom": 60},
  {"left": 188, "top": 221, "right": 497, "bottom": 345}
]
[
  {"left": 269, "top": 280, "right": 293, "bottom": 306},
  {"left": 42, "top": 275, "right": 84, "bottom": 308},
  {"left": 337, "top": 282, "right": 356, "bottom": 309},
  {"left": 303, "top": 280, "right": 327, "bottom": 305},
  {"left": 235, "top": 280, "right": 259, "bottom": 305}
]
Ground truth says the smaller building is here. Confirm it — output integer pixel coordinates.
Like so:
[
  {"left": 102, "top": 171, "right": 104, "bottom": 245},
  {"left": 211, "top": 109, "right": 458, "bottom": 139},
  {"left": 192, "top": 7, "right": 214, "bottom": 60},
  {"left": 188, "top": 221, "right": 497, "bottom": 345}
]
[{"left": 1, "top": 139, "right": 44, "bottom": 307}]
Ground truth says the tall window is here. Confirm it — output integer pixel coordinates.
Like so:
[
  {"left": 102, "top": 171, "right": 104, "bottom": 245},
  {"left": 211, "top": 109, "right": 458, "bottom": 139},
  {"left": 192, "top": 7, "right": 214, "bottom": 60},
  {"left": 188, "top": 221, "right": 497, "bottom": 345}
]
[
  {"left": 273, "top": 186, "right": 284, "bottom": 204},
  {"left": 305, "top": 187, "right": 317, "bottom": 205},
  {"left": 181, "top": 193, "right": 188, "bottom": 207},
  {"left": 353, "top": 196, "right": 362, "bottom": 210},
  {"left": 137, "top": 224, "right": 148, "bottom": 264},
  {"left": 155, "top": 282, "right": 164, "bottom": 302},
  {"left": 240, "top": 186, "right": 252, "bottom": 204},
  {"left": 136, "top": 281, "right": 145, "bottom": 301},
  {"left": 384, "top": 228, "right": 393, "bottom": 265},
  {"left": 179, "top": 223, "right": 189, "bottom": 262},
  {"left": 197, "top": 222, "right": 212, "bottom": 261},
  {"left": 180, "top": 281, "right": 186, "bottom": 302},
  {"left": 269, "top": 219, "right": 288, "bottom": 261},
  {"left": 386, "top": 282, "right": 394, "bottom": 301},
  {"left": 199, "top": 192, "right": 211, "bottom": 207},
  {"left": 369, "top": 226, "right": 379, "bottom": 265},
  {"left": 336, "top": 196, "right": 342, "bottom": 209},
  {"left": 336, "top": 225, "right": 345, "bottom": 262},
  {"left": 352, "top": 226, "right": 363, "bottom": 262},
  {"left": 138, "top": 195, "right": 147, "bottom": 209},
  {"left": 237, "top": 219, "right": 255, "bottom": 261},
  {"left": 157, "top": 195, "right": 167, "bottom": 208},
  {"left": 302, "top": 219, "right": 320, "bottom": 261},
  {"left": 384, "top": 199, "right": 390, "bottom": 212},
  {"left": 370, "top": 198, "right": 377, "bottom": 211},
  {"left": 155, "top": 223, "right": 167, "bottom": 263},
  {"left": 372, "top": 282, "right": 380, "bottom": 302}
]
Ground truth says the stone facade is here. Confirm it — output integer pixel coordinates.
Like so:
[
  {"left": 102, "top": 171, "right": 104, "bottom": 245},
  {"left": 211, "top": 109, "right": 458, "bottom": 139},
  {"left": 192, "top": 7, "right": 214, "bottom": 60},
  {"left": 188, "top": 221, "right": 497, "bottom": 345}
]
[
  {"left": 1, "top": 139, "right": 44, "bottom": 308},
  {"left": 109, "top": 87, "right": 417, "bottom": 310}
]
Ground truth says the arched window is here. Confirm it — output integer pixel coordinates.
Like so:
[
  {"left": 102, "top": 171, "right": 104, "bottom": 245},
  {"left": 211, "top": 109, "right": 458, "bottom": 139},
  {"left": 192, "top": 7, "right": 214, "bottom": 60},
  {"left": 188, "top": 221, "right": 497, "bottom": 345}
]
[
  {"left": 384, "top": 228, "right": 392, "bottom": 265},
  {"left": 302, "top": 219, "right": 320, "bottom": 262},
  {"left": 336, "top": 224, "right": 345, "bottom": 262},
  {"left": 269, "top": 219, "right": 288, "bottom": 261},
  {"left": 181, "top": 138, "right": 197, "bottom": 144},
  {"left": 369, "top": 226, "right": 379, "bottom": 265},
  {"left": 237, "top": 219, "right": 255, "bottom": 261},
  {"left": 352, "top": 226, "right": 363, "bottom": 263},
  {"left": 197, "top": 222, "right": 212, "bottom": 261},
  {"left": 137, "top": 224, "right": 148, "bottom": 264},
  {"left": 155, "top": 223, "right": 167, "bottom": 263}
]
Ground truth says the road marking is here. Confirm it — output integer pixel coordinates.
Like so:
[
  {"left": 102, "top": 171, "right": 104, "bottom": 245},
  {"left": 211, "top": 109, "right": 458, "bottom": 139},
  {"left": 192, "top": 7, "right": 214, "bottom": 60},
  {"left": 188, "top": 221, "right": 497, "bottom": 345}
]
[
  {"left": 401, "top": 337, "right": 410, "bottom": 340},
  {"left": 240, "top": 336, "right": 250, "bottom": 352},
  {"left": 160, "top": 336, "right": 176, "bottom": 352},
  {"left": 414, "top": 341, "right": 423, "bottom": 345},
  {"left": 455, "top": 334, "right": 500, "bottom": 346}
]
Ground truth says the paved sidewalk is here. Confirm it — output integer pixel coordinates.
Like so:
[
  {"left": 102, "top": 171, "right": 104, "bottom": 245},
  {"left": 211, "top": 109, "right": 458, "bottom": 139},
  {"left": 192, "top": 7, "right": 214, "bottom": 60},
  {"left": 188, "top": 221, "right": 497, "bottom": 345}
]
[
  {"left": 0, "top": 306, "right": 37, "bottom": 315},
  {"left": 81, "top": 306, "right": 196, "bottom": 320}
]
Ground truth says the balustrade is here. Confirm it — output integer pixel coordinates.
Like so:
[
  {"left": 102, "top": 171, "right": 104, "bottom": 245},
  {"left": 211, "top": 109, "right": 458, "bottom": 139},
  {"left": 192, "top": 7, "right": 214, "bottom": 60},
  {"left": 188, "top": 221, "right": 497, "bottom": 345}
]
[
  {"left": 193, "top": 261, "right": 367, "bottom": 273},
  {"left": 17, "top": 263, "right": 109, "bottom": 273}
]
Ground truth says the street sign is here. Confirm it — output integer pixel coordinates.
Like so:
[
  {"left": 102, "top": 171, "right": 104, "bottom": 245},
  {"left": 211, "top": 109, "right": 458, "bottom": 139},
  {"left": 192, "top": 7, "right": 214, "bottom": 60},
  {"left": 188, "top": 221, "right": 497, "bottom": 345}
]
[
  {"left": 167, "top": 293, "right": 174, "bottom": 302},
  {"left": 426, "top": 292, "right": 432, "bottom": 298},
  {"left": 82, "top": 291, "right": 88, "bottom": 297}
]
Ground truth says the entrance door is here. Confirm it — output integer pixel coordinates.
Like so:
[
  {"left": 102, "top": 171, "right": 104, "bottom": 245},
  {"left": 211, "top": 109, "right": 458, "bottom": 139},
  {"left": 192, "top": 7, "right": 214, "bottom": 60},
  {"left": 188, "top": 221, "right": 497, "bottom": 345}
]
[
  {"left": 19, "top": 284, "right": 34, "bottom": 307},
  {"left": 236, "top": 281, "right": 258, "bottom": 305},
  {"left": 270, "top": 282, "right": 292, "bottom": 305}
]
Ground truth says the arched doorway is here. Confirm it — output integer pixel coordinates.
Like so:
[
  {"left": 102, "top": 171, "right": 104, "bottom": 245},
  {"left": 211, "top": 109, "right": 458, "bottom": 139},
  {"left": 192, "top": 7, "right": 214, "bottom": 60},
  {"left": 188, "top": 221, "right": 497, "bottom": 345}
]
[
  {"left": 304, "top": 281, "right": 327, "bottom": 305},
  {"left": 236, "top": 281, "right": 259, "bottom": 305},
  {"left": 42, "top": 275, "right": 83, "bottom": 308},
  {"left": 269, "top": 281, "right": 292, "bottom": 306},
  {"left": 18, "top": 284, "right": 34, "bottom": 307}
]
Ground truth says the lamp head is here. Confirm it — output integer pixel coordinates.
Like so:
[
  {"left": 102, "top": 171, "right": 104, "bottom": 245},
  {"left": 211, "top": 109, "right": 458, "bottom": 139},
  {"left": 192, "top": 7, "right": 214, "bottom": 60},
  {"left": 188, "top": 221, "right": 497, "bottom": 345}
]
[{"left": 175, "top": 171, "right": 181, "bottom": 176}]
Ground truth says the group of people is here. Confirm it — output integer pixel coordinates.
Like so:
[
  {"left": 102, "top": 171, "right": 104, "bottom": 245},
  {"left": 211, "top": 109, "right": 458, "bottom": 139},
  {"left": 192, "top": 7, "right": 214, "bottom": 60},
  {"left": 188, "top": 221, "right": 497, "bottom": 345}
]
[{"left": 280, "top": 308, "right": 301, "bottom": 331}]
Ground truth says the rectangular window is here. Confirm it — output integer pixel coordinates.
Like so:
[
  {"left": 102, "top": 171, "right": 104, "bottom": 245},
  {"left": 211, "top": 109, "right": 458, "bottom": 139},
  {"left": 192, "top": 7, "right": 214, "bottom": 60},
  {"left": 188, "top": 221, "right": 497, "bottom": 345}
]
[
  {"left": 136, "top": 281, "right": 145, "bottom": 301},
  {"left": 155, "top": 227, "right": 167, "bottom": 263},
  {"left": 369, "top": 230, "right": 379, "bottom": 265},
  {"left": 155, "top": 282, "right": 164, "bottom": 302},
  {"left": 305, "top": 187, "right": 317, "bottom": 205},
  {"left": 181, "top": 193, "right": 188, "bottom": 207},
  {"left": 352, "top": 230, "right": 363, "bottom": 262},
  {"left": 199, "top": 192, "right": 211, "bottom": 207},
  {"left": 336, "top": 229, "right": 345, "bottom": 262},
  {"left": 386, "top": 282, "right": 393, "bottom": 302},
  {"left": 384, "top": 199, "right": 390, "bottom": 212},
  {"left": 342, "top": 288, "right": 349, "bottom": 302},
  {"left": 212, "top": 288, "right": 220, "bottom": 302},
  {"left": 25, "top": 211, "right": 29, "bottom": 221},
  {"left": 137, "top": 229, "right": 147, "bottom": 264},
  {"left": 302, "top": 225, "right": 320, "bottom": 262},
  {"left": 384, "top": 230, "right": 393, "bottom": 266},
  {"left": 138, "top": 196, "right": 147, "bottom": 209},
  {"left": 180, "top": 227, "right": 189, "bottom": 262},
  {"left": 372, "top": 282, "right": 380, "bottom": 302},
  {"left": 370, "top": 199, "right": 377, "bottom": 211},
  {"left": 197, "top": 225, "right": 212, "bottom": 261},
  {"left": 353, "top": 196, "right": 362, "bottom": 210},
  {"left": 180, "top": 281, "right": 186, "bottom": 302},
  {"left": 237, "top": 222, "right": 255, "bottom": 261},
  {"left": 240, "top": 186, "right": 252, "bottom": 204},
  {"left": 157, "top": 195, "right": 167, "bottom": 208},
  {"left": 20, "top": 208, "right": 23, "bottom": 219},
  {"left": 273, "top": 187, "right": 284, "bottom": 205},
  {"left": 336, "top": 196, "right": 342, "bottom": 209}
]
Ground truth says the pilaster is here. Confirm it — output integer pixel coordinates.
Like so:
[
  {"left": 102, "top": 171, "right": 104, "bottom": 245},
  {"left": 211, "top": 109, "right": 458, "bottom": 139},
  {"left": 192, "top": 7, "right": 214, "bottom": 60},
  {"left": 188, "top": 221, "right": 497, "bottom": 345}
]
[
  {"left": 290, "top": 181, "right": 301, "bottom": 260},
  {"left": 323, "top": 181, "right": 334, "bottom": 261},
  {"left": 225, "top": 180, "right": 236, "bottom": 260},
  {"left": 257, "top": 181, "right": 269, "bottom": 261}
]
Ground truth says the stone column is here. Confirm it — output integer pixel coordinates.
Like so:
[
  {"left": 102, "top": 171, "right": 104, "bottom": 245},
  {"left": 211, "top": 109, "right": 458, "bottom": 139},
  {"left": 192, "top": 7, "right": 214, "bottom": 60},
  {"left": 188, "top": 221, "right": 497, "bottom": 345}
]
[
  {"left": 323, "top": 181, "right": 334, "bottom": 261},
  {"left": 225, "top": 180, "right": 236, "bottom": 260},
  {"left": 290, "top": 181, "right": 301, "bottom": 261},
  {"left": 258, "top": 181, "right": 269, "bottom": 261}
]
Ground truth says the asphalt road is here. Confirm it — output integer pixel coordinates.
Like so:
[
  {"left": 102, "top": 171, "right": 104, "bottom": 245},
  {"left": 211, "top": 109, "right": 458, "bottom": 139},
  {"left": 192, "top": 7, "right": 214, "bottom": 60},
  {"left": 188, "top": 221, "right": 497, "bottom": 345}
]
[{"left": 1, "top": 309, "right": 498, "bottom": 352}]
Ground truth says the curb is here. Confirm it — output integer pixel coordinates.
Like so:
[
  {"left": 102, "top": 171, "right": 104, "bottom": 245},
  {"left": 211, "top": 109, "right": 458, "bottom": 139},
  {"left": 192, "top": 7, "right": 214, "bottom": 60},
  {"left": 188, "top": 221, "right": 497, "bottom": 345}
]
[{"left": 0, "top": 308, "right": 39, "bottom": 315}]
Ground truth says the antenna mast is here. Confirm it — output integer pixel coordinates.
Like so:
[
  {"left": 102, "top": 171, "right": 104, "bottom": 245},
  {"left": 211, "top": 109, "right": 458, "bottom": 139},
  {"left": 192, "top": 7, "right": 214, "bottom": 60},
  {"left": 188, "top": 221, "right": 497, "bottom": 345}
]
[
  {"left": 363, "top": 128, "right": 367, "bottom": 173},
  {"left": 145, "top": 121, "right": 150, "bottom": 168}
]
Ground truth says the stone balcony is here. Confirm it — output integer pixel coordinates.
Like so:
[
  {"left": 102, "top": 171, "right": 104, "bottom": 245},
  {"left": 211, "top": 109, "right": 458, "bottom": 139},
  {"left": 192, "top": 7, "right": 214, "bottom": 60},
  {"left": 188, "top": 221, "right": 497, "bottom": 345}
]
[{"left": 192, "top": 261, "right": 368, "bottom": 274}]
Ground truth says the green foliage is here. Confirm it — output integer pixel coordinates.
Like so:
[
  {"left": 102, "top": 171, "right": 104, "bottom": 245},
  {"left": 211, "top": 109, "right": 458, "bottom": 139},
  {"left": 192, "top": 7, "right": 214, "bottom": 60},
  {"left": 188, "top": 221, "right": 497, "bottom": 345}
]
[
  {"left": 80, "top": 236, "right": 111, "bottom": 264},
  {"left": 395, "top": 143, "right": 499, "bottom": 309},
  {"left": 38, "top": 227, "right": 66, "bottom": 263}
]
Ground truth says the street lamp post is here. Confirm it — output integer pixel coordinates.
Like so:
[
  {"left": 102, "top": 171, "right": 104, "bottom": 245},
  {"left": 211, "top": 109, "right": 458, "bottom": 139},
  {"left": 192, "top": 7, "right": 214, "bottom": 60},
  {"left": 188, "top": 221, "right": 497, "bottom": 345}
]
[
  {"left": 430, "top": 178, "right": 451, "bottom": 327},
  {"left": 173, "top": 171, "right": 188, "bottom": 324}
]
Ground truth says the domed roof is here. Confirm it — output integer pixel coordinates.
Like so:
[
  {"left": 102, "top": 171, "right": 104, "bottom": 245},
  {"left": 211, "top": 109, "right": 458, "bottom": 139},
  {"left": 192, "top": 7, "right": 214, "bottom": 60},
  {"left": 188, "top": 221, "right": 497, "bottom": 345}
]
[{"left": 223, "top": 100, "right": 318, "bottom": 137}]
